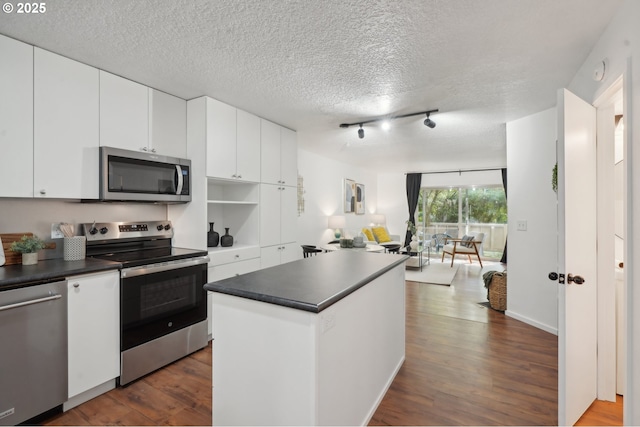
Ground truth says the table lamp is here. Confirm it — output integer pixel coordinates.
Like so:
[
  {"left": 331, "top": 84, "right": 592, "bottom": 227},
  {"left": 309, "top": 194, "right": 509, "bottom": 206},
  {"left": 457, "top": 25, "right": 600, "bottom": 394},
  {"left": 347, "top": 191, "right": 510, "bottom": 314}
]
[
  {"left": 328, "top": 215, "right": 346, "bottom": 239},
  {"left": 372, "top": 214, "right": 386, "bottom": 226}
]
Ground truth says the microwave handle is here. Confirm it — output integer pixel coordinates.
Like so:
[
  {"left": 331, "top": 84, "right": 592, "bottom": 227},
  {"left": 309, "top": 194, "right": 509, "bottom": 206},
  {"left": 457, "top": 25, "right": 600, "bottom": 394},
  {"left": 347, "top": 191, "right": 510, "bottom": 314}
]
[{"left": 175, "top": 165, "right": 184, "bottom": 195}]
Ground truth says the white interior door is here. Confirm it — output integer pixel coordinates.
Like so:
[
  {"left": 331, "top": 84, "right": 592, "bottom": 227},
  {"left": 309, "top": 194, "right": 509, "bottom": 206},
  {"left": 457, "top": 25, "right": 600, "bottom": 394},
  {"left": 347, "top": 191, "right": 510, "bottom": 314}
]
[{"left": 556, "top": 88, "right": 598, "bottom": 426}]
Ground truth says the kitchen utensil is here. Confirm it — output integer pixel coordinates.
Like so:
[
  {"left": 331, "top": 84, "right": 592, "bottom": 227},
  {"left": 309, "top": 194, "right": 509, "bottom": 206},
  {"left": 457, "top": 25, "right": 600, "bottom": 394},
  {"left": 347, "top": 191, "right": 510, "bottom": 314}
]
[{"left": 59, "top": 222, "right": 75, "bottom": 237}]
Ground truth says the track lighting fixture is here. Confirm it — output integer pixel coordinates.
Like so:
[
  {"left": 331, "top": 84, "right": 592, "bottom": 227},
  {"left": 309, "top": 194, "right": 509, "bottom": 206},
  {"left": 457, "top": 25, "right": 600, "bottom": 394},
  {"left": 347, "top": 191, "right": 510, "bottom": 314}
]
[
  {"left": 424, "top": 112, "right": 436, "bottom": 128},
  {"left": 340, "top": 109, "right": 438, "bottom": 138}
]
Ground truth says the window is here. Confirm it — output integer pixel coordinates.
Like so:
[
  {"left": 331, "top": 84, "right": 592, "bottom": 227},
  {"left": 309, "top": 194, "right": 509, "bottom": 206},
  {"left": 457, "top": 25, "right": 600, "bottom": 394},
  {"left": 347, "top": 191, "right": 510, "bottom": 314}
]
[{"left": 418, "top": 186, "right": 507, "bottom": 260}]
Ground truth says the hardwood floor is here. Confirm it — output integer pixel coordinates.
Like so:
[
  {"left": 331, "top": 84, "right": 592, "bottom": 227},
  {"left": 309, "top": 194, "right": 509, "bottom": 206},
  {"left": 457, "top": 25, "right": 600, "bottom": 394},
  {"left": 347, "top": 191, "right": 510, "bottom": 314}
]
[
  {"left": 576, "top": 395, "right": 624, "bottom": 426},
  {"left": 43, "top": 259, "right": 621, "bottom": 426},
  {"left": 44, "top": 344, "right": 212, "bottom": 426},
  {"left": 370, "top": 260, "right": 559, "bottom": 426}
]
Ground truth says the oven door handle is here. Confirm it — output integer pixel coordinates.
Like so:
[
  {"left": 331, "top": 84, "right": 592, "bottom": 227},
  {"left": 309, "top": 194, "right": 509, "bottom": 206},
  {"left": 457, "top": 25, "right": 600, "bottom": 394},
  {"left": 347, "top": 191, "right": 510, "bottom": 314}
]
[{"left": 121, "top": 255, "right": 209, "bottom": 278}]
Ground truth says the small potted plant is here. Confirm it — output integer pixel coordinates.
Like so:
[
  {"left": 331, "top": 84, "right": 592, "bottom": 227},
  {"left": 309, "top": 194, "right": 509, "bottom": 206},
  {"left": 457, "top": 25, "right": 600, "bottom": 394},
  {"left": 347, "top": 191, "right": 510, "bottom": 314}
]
[{"left": 10, "top": 234, "right": 46, "bottom": 265}]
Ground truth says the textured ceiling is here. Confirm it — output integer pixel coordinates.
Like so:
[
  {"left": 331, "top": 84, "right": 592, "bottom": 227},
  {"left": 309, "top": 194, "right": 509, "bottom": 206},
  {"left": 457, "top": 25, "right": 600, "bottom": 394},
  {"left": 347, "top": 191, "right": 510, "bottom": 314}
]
[{"left": 0, "top": 0, "right": 622, "bottom": 172}]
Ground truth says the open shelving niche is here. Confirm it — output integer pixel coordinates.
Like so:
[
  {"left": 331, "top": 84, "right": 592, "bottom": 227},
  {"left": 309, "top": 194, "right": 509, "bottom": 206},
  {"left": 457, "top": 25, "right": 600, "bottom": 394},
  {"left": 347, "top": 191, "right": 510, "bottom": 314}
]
[{"left": 206, "top": 178, "right": 260, "bottom": 254}]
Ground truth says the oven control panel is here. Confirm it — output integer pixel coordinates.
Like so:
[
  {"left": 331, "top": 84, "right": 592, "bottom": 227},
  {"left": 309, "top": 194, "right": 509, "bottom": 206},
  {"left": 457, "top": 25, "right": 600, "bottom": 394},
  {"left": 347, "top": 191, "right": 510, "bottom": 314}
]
[
  {"left": 83, "top": 221, "right": 174, "bottom": 242},
  {"left": 119, "top": 224, "right": 149, "bottom": 232}
]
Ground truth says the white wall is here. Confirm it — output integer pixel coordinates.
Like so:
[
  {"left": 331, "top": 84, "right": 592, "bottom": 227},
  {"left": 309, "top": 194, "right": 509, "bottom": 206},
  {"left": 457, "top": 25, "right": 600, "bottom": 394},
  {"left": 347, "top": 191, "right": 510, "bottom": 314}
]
[
  {"left": 505, "top": 108, "right": 559, "bottom": 334},
  {"left": 0, "top": 199, "right": 165, "bottom": 259},
  {"left": 566, "top": 0, "right": 640, "bottom": 422},
  {"left": 296, "top": 148, "right": 379, "bottom": 247}
]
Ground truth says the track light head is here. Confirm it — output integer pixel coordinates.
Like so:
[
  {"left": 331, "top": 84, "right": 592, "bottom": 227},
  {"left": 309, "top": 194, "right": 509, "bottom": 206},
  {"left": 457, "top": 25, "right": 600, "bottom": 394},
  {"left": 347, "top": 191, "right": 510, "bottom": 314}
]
[
  {"left": 357, "top": 124, "right": 364, "bottom": 139},
  {"left": 424, "top": 113, "right": 436, "bottom": 128}
]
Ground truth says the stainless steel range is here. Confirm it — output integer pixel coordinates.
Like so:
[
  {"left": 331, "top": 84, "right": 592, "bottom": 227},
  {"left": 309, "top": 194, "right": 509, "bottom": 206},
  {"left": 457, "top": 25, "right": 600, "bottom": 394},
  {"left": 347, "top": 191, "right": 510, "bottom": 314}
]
[{"left": 83, "top": 220, "right": 209, "bottom": 386}]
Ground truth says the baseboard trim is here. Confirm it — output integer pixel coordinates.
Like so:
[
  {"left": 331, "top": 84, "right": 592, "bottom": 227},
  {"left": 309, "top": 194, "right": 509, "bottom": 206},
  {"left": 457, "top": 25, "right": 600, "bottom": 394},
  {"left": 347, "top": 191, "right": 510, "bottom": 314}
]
[{"left": 505, "top": 310, "right": 558, "bottom": 335}]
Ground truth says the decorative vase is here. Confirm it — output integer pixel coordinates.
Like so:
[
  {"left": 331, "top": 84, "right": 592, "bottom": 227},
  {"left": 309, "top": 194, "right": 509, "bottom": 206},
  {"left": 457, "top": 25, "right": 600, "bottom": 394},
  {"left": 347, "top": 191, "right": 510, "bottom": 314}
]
[
  {"left": 410, "top": 235, "right": 419, "bottom": 251},
  {"left": 22, "top": 252, "right": 38, "bottom": 265},
  {"left": 220, "top": 228, "right": 233, "bottom": 247},
  {"left": 207, "top": 222, "right": 220, "bottom": 247}
]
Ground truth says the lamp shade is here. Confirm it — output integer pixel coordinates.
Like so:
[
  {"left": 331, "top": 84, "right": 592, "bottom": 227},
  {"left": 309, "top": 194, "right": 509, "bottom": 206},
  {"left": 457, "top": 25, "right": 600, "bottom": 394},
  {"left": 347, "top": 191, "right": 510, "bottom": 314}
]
[
  {"left": 328, "top": 215, "right": 346, "bottom": 229},
  {"left": 371, "top": 214, "right": 386, "bottom": 225}
]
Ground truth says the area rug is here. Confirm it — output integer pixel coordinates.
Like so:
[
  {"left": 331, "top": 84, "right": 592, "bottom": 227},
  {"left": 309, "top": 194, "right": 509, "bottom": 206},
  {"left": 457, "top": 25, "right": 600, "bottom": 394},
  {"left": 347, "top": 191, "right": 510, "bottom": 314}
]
[{"left": 405, "top": 263, "right": 459, "bottom": 286}]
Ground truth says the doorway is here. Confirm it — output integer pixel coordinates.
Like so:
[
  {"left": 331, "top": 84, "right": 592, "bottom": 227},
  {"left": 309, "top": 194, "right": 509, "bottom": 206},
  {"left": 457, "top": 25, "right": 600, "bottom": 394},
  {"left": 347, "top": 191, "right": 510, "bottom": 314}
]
[{"left": 593, "top": 77, "right": 625, "bottom": 418}]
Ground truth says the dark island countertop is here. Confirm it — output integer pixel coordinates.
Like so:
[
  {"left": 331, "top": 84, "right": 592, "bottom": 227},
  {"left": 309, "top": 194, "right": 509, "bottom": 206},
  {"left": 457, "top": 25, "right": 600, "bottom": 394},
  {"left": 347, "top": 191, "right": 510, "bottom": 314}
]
[
  {"left": 0, "top": 258, "right": 122, "bottom": 292},
  {"left": 205, "top": 251, "right": 409, "bottom": 313}
]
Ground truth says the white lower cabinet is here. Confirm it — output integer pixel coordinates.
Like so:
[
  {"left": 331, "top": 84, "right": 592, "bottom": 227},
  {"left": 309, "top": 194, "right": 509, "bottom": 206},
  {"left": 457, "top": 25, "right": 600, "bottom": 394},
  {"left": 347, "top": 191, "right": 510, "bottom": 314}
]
[
  {"left": 260, "top": 243, "right": 299, "bottom": 269},
  {"left": 207, "top": 248, "right": 261, "bottom": 338},
  {"left": 66, "top": 270, "right": 120, "bottom": 403}
]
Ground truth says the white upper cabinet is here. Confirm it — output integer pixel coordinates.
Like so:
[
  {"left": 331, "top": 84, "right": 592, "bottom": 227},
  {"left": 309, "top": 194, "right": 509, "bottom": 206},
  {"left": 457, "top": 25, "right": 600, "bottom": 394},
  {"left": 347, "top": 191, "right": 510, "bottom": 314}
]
[
  {"left": 206, "top": 97, "right": 236, "bottom": 180},
  {"left": 100, "top": 73, "right": 186, "bottom": 158},
  {"left": 235, "top": 109, "right": 261, "bottom": 182},
  {"left": 0, "top": 35, "right": 33, "bottom": 198},
  {"left": 99, "top": 71, "right": 149, "bottom": 151},
  {"left": 34, "top": 48, "right": 99, "bottom": 199},
  {"left": 150, "top": 89, "right": 187, "bottom": 158},
  {"left": 260, "top": 119, "right": 297, "bottom": 187},
  {"left": 205, "top": 97, "right": 260, "bottom": 182},
  {"left": 280, "top": 127, "right": 298, "bottom": 187}
]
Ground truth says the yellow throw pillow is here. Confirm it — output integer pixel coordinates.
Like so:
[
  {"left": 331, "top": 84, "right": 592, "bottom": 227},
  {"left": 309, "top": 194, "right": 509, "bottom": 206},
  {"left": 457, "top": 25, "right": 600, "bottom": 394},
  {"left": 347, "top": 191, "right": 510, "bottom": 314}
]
[
  {"left": 372, "top": 226, "right": 391, "bottom": 243},
  {"left": 362, "top": 228, "right": 375, "bottom": 242}
]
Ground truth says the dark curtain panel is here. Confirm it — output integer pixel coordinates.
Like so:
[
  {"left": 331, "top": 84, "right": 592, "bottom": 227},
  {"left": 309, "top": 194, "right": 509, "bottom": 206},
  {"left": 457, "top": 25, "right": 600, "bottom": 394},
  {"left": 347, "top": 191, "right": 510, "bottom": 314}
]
[
  {"left": 405, "top": 173, "right": 422, "bottom": 247},
  {"left": 500, "top": 168, "right": 508, "bottom": 263}
]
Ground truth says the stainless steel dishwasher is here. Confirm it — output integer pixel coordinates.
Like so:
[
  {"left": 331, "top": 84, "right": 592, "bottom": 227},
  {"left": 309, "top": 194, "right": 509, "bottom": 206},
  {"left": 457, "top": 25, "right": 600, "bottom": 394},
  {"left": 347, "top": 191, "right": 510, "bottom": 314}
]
[{"left": 0, "top": 279, "right": 68, "bottom": 426}]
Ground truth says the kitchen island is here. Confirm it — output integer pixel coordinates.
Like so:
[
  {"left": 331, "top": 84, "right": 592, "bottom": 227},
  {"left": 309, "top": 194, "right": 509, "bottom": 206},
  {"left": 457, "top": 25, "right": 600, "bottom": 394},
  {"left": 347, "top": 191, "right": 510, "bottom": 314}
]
[{"left": 205, "top": 250, "right": 408, "bottom": 426}]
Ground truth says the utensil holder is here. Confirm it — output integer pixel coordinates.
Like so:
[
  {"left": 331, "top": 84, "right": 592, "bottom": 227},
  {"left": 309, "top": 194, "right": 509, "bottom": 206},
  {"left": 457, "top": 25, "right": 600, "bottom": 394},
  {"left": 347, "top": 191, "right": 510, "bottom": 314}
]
[{"left": 64, "top": 236, "right": 86, "bottom": 261}]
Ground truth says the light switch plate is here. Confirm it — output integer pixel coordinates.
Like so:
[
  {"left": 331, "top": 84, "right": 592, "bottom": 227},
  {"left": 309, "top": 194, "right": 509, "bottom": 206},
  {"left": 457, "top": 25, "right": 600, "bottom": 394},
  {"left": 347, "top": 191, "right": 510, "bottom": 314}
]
[
  {"left": 51, "top": 223, "right": 64, "bottom": 239},
  {"left": 516, "top": 220, "right": 528, "bottom": 231}
]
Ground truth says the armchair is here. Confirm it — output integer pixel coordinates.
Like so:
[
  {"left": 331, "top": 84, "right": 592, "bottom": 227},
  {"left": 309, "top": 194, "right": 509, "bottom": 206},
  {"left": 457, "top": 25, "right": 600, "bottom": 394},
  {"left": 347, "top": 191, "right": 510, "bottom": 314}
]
[{"left": 441, "top": 232, "right": 485, "bottom": 267}]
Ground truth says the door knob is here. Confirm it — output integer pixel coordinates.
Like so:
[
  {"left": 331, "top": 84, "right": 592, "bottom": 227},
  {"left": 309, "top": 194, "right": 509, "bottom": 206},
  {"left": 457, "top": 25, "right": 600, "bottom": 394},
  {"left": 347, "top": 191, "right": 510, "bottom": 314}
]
[
  {"left": 567, "top": 274, "right": 585, "bottom": 285},
  {"left": 548, "top": 272, "right": 585, "bottom": 285}
]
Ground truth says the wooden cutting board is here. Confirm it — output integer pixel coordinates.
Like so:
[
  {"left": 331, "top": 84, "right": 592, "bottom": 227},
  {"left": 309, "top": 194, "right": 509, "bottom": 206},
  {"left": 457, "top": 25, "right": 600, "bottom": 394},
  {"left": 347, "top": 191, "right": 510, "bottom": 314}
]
[{"left": 1, "top": 233, "right": 56, "bottom": 266}]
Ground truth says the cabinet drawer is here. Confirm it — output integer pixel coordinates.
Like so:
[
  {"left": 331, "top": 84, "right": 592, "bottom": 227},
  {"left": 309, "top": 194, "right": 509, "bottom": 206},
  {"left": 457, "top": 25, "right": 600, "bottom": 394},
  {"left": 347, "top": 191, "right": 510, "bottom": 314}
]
[
  {"left": 208, "top": 246, "right": 260, "bottom": 266},
  {"left": 208, "top": 258, "right": 261, "bottom": 282}
]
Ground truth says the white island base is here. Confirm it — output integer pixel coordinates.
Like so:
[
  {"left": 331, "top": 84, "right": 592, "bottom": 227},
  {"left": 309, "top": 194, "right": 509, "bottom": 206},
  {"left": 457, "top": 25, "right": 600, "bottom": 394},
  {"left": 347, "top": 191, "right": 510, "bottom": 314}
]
[{"left": 211, "top": 262, "right": 405, "bottom": 426}]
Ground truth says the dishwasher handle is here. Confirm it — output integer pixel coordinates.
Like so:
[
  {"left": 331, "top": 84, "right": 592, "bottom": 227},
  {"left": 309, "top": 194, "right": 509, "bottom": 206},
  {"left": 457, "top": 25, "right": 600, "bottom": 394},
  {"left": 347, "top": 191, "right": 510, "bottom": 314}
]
[{"left": 0, "top": 293, "right": 62, "bottom": 312}]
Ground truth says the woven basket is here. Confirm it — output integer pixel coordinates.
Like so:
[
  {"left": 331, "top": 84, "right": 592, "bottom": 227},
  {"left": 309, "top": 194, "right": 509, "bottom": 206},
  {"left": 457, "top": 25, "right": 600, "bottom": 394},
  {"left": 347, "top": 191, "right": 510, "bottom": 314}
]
[{"left": 488, "top": 273, "right": 507, "bottom": 311}]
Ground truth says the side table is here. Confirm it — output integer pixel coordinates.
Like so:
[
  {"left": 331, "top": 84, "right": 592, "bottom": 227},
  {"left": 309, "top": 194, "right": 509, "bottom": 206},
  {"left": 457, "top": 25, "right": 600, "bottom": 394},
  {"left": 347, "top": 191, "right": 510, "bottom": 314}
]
[{"left": 402, "top": 241, "right": 431, "bottom": 272}]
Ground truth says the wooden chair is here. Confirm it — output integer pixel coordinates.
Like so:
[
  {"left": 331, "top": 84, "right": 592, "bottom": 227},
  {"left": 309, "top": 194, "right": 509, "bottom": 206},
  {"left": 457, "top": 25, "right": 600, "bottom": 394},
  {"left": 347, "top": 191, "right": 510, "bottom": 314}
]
[
  {"left": 301, "top": 245, "right": 323, "bottom": 258},
  {"left": 441, "top": 233, "right": 485, "bottom": 267}
]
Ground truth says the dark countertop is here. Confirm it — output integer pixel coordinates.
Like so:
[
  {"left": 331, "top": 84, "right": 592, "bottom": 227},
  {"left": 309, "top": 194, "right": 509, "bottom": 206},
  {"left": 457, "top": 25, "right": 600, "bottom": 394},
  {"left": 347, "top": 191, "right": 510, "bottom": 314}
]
[
  {"left": 205, "top": 251, "right": 409, "bottom": 313},
  {"left": 0, "top": 258, "right": 122, "bottom": 292}
]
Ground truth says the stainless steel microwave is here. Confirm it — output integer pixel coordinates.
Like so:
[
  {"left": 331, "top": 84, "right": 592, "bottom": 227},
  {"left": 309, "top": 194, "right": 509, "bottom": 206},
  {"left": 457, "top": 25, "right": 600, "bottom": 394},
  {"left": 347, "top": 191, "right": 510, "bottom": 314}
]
[{"left": 99, "top": 146, "right": 191, "bottom": 203}]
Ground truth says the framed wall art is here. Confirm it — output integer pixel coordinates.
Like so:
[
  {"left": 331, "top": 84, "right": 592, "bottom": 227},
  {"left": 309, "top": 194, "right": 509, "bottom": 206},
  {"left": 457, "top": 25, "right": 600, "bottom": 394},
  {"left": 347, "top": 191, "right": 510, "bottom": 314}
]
[
  {"left": 355, "top": 183, "right": 365, "bottom": 214},
  {"left": 344, "top": 178, "right": 355, "bottom": 213}
]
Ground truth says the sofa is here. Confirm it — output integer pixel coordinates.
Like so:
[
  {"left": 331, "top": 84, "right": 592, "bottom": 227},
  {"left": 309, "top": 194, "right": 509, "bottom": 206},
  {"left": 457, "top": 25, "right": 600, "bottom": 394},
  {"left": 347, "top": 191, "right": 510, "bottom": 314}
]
[{"left": 349, "top": 226, "right": 403, "bottom": 247}]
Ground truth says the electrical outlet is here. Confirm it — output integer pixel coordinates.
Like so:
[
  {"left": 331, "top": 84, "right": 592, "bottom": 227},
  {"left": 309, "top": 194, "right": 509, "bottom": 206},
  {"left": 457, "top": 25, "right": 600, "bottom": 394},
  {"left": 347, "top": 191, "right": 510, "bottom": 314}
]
[
  {"left": 51, "top": 223, "right": 64, "bottom": 239},
  {"left": 516, "top": 220, "right": 528, "bottom": 231}
]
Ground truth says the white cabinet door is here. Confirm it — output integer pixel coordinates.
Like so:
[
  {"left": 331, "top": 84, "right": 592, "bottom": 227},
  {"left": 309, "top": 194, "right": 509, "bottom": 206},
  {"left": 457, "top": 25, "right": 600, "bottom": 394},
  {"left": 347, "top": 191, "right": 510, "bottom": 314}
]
[
  {"left": 280, "top": 242, "right": 300, "bottom": 264},
  {"left": 280, "top": 186, "right": 298, "bottom": 244},
  {"left": 260, "top": 119, "right": 281, "bottom": 185},
  {"left": 261, "top": 243, "right": 299, "bottom": 271},
  {"left": 260, "top": 119, "right": 297, "bottom": 187},
  {"left": 206, "top": 97, "right": 237, "bottom": 180},
  {"left": 67, "top": 271, "right": 120, "bottom": 398},
  {"left": 260, "top": 184, "right": 281, "bottom": 247},
  {"left": 0, "top": 35, "right": 33, "bottom": 198},
  {"left": 280, "top": 127, "right": 298, "bottom": 188},
  {"left": 150, "top": 89, "right": 187, "bottom": 158},
  {"left": 99, "top": 71, "right": 148, "bottom": 151},
  {"left": 260, "top": 245, "right": 282, "bottom": 269},
  {"left": 236, "top": 109, "right": 261, "bottom": 182},
  {"left": 34, "top": 48, "right": 99, "bottom": 199}
]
